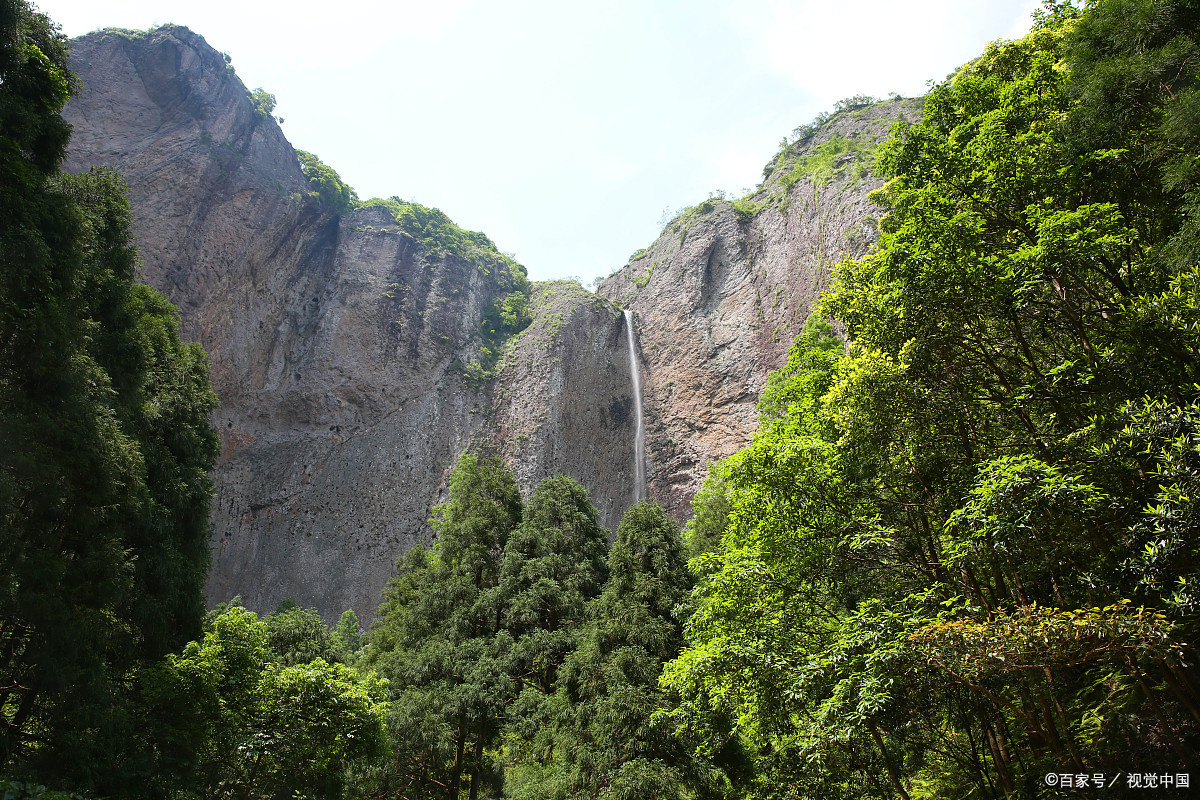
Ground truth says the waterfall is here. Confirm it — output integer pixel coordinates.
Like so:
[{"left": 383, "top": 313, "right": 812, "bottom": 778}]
[{"left": 623, "top": 309, "right": 646, "bottom": 502}]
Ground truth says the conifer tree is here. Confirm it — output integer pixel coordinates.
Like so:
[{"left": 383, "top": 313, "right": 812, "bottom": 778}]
[
  {"left": 0, "top": 0, "right": 219, "bottom": 788},
  {"left": 499, "top": 474, "right": 609, "bottom": 697},
  {"left": 523, "top": 500, "right": 701, "bottom": 800},
  {"left": 362, "top": 453, "right": 522, "bottom": 799}
]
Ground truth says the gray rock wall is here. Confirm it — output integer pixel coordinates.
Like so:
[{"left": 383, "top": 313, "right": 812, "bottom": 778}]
[
  {"left": 488, "top": 282, "right": 640, "bottom": 531},
  {"left": 63, "top": 24, "right": 918, "bottom": 621},
  {"left": 65, "top": 28, "right": 510, "bottom": 621},
  {"left": 597, "top": 99, "right": 923, "bottom": 520}
]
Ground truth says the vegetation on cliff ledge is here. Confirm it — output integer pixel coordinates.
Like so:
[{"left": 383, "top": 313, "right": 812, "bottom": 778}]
[
  {"left": 361, "top": 198, "right": 531, "bottom": 376},
  {"left": 290, "top": 148, "right": 534, "bottom": 378},
  {"left": 297, "top": 149, "right": 358, "bottom": 213}
]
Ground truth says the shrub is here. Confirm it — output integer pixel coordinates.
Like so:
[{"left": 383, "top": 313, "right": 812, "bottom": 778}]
[
  {"left": 249, "top": 87, "right": 276, "bottom": 119},
  {"left": 296, "top": 150, "right": 358, "bottom": 214}
]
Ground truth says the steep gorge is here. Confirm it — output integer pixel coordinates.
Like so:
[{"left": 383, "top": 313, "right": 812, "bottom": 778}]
[{"left": 62, "top": 25, "right": 917, "bottom": 621}]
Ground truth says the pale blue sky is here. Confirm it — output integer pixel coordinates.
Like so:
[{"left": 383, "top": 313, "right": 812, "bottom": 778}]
[{"left": 39, "top": 0, "right": 1042, "bottom": 283}]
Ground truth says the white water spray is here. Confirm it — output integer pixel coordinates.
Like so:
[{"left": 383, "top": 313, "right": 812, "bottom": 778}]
[{"left": 623, "top": 310, "right": 646, "bottom": 502}]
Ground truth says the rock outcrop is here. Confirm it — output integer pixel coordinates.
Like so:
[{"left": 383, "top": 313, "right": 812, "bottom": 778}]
[
  {"left": 596, "top": 100, "right": 922, "bottom": 519},
  {"left": 489, "top": 281, "right": 640, "bottom": 520},
  {"left": 63, "top": 25, "right": 918, "bottom": 621}
]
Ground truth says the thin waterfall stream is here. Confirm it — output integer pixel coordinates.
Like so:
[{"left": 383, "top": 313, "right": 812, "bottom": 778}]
[{"left": 623, "top": 309, "right": 646, "bottom": 502}]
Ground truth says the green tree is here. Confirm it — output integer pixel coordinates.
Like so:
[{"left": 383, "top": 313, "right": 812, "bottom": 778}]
[
  {"left": 1063, "top": 0, "right": 1200, "bottom": 272},
  {"left": 150, "top": 605, "right": 388, "bottom": 799},
  {"left": 0, "top": 1, "right": 219, "bottom": 789},
  {"left": 296, "top": 150, "right": 357, "bottom": 214},
  {"left": 157, "top": 606, "right": 271, "bottom": 795},
  {"left": 499, "top": 475, "right": 609, "bottom": 696},
  {"left": 498, "top": 476, "right": 611, "bottom": 793},
  {"left": 682, "top": 471, "right": 731, "bottom": 560},
  {"left": 246, "top": 658, "right": 389, "bottom": 799},
  {"left": 662, "top": 324, "right": 887, "bottom": 799},
  {"left": 249, "top": 87, "right": 275, "bottom": 120},
  {"left": 333, "top": 608, "right": 364, "bottom": 660},
  {"left": 362, "top": 454, "right": 523, "bottom": 799},
  {"left": 509, "top": 501, "right": 705, "bottom": 800},
  {"left": 664, "top": 3, "right": 1200, "bottom": 796},
  {"left": 265, "top": 602, "right": 342, "bottom": 666}
]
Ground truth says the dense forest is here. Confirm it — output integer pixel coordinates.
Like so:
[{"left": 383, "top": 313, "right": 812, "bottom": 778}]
[{"left": 2, "top": 0, "right": 1198, "bottom": 797}]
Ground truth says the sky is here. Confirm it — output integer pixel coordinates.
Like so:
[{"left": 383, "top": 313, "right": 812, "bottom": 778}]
[{"left": 37, "top": 0, "right": 1043, "bottom": 284}]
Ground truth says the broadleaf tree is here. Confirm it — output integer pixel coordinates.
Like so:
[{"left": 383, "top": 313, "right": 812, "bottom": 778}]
[{"left": 663, "top": 2, "right": 1200, "bottom": 796}]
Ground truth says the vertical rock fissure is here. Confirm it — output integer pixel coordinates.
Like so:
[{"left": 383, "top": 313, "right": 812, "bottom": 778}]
[{"left": 623, "top": 309, "right": 646, "bottom": 502}]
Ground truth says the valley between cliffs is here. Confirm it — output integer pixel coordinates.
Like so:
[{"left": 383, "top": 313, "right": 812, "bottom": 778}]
[{"left": 63, "top": 24, "right": 919, "bottom": 622}]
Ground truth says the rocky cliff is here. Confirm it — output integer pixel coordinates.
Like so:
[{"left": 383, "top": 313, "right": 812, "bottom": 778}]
[
  {"left": 596, "top": 99, "right": 921, "bottom": 519},
  {"left": 63, "top": 25, "right": 918, "bottom": 621}
]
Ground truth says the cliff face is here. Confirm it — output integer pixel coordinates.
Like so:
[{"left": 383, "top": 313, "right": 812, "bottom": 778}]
[
  {"left": 62, "top": 26, "right": 645, "bottom": 621},
  {"left": 63, "top": 25, "right": 915, "bottom": 621},
  {"left": 596, "top": 100, "right": 922, "bottom": 519},
  {"left": 488, "top": 282, "right": 640, "bottom": 523}
]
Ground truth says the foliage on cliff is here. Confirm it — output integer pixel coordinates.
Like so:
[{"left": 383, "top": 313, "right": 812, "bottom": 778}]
[
  {"left": 289, "top": 145, "right": 536, "bottom": 377},
  {"left": 664, "top": 1, "right": 1200, "bottom": 796},
  {"left": 360, "top": 196, "right": 503, "bottom": 263},
  {"left": 296, "top": 149, "right": 358, "bottom": 214},
  {"left": 361, "top": 196, "right": 532, "bottom": 374}
]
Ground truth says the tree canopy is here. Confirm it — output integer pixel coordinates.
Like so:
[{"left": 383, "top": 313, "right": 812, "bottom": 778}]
[
  {"left": 1, "top": 0, "right": 219, "bottom": 787},
  {"left": 296, "top": 149, "right": 357, "bottom": 214},
  {"left": 663, "top": 2, "right": 1200, "bottom": 796}
]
